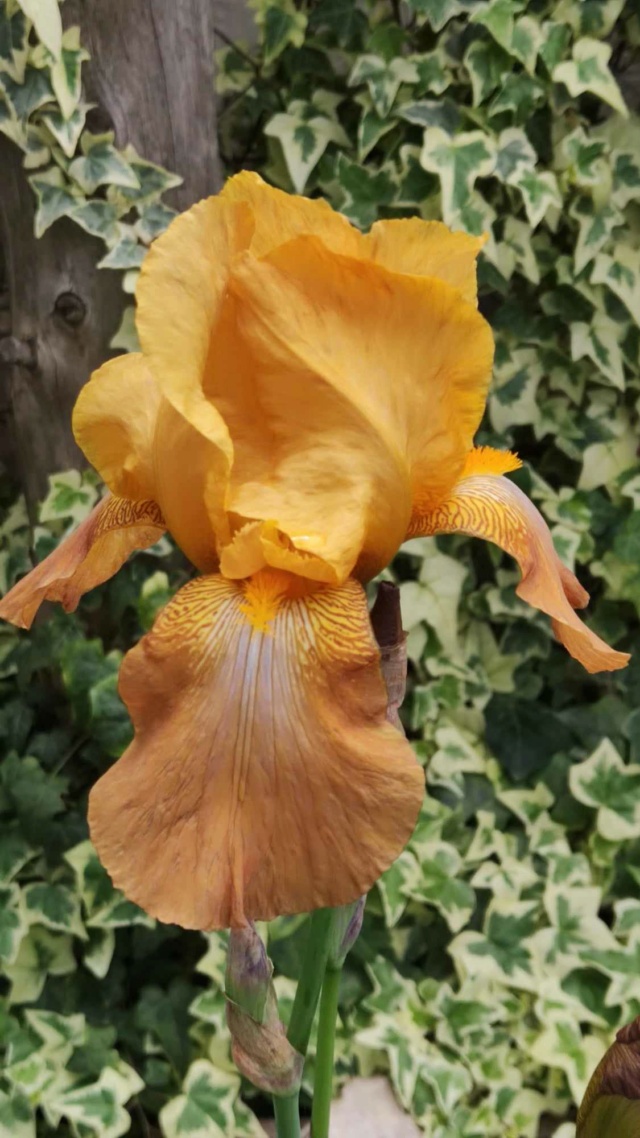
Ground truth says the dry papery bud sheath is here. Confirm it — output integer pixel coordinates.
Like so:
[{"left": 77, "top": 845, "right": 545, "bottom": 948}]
[
  {"left": 225, "top": 924, "right": 303, "bottom": 1097},
  {"left": 577, "top": 1016, "right": 640, "bottom": 1137}
]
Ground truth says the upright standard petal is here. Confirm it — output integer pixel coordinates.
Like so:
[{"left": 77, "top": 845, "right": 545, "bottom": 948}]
[
  {"left": 219, "top": 170, "right": 363, "bottom": 259},
  {"left": 230, "top": 235, "right": 494, "bottom": 536},
  {"left": 72, "top": 353, "right": 162, "bottom": 502},
  {"left": 364, "top": 219, "right": 485, "bottom": 305},
  {"left": 0, "top": 497, "right": 165, "bottom": 630},
  {"left": 88, "top": 571, "right": 424, "bottom": 930},
  {"left": 408, "top": 464, "right": 629, "bottom": 674}
]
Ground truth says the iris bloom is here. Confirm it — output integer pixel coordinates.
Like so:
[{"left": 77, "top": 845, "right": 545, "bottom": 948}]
[{"left": 0, "top": 173, "right": 628, "bottom": 930}]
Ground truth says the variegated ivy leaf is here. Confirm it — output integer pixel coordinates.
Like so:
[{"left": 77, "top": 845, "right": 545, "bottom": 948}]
[
  {"left": 233, "top": 1099, "right": 265, "bottom": 1138},
  {"left": 577, "top": 0, "right": 627, "bottom": 38},
  {"left": 29, "top": 166, "right": 79, "bottom": 237},
  {"left": 408, "top": 840, "right": 475, "bottom": 933},
  {"left": 611, "top": 148, "right": 640, "bottom": 209},
  {"left": 571, "top": 315, "right": 626, "bottom": 391},
  {"left": 411, "top": 45, "right": 451, "bottom": 95},
  {"left": 348, "top": 54, "right": 419, "bottom": 118},
  {"left": 464, "top": 37, "right": 511, "bottom": 106},
  {"left": 497, "top": 784, "right": 554, "bottom": 827},
  {"left": 450, "top": 899, "right": 540, "bottom": 994},
  {"left": 591, "top": 245, "right": 640, "bottom": 325},
  {"left": 214, "top": 44, "right": 255, "bottom": 97},
  {"left": 571, "top": 198, "right": 623, "bottom": 275},
  {"left": 0, "top": 5, "right": 29, "bottom": 83},
  {"left": 50, "top": 27, "right": 88, "bottom": 120},
  {"left": 0, "top": 64, "right": 54, "bottom": 120},
  {"left": 0, "top": 882, "right": 27, "bottom": 964},
  {"left": 23, "top": 882, "right": 86, "bottom": 939},
  {"left": 399, "top": 546, "right": 467, "bottom": 658},
  {"left": 490, "top": 346, "right": 544, "bottom": 434},
  {"left": 333, "top": 151, "right": 396, "bottom": 229},
  {"left": 470, "top": 1, "right": 543, "bottom": 74},
  {"left": 406, "top": 0, "right": 477, "bottom": 33},
  {"left": 159, "top": 1061, "right": 239, "bottom": 1138},
  {"left": 553, "top": 37, "right": 627, "bottom": 116},
  {"left": 420, "top": 127, "right": 497, "bottom": 228},
  {"left": 528, "top": 1020, "right": 607, "bottom": 1105},
  {"left": 569, "top": 740, "right": 640, "bottom": 842},
  {"left": 265, "top": 100, "right": 350, "bottom": 193},
  {"left": 69, "top": 132, "right": 140, "bottom": 194},
  {"left": 512, "top": 167, "right": 562, "bottom": 228},
  {"left": 97, "top": 236, "right": 145, "bottom": 270},
  {"left": 110, "top": 305, "right": 139, "bottom": 352},
  {"left": 250, "top": 0, "right": 307, "bottom": 66},
  {"left": 0, "top": 829, "right": 33, "bottom": 883},
  {"left": 578, "top": 410, "right": 638, "bottom": 491},
  {"left": 502, "top": 216, "right": 540, "bottom": 283},
  {"left": 134, "top": 200, "right": 177, "bottom": 243},
  {"left": 16, "top": 0, "right": 61, "bottom": 58},
  {"left": 39, "top": 468, "right": 98, "bottom": 525},
  {"left": 377, "top": 849, "right": 420, "bottom": 928},
  {"left": 0, "top": 1092, "right": 34, "bottom": 1138},
  {"left": 64, "top": 841, "right": 153, "bottom": 929},
  {"left": 494, "top": 127, "right": 537, "bottom": 185},
  {"left": 3, "top": 926, "right": 75, "bottom": 1004},
  {"left": 112, "top": 146, "right": 182, "bottom": 207},
  {"left": 69, "top": 199, "right": 121, "bottom": 243},
  {"left": 49, "top": 1064, "right": 144, "bottom": 1138},
  {"left": 355, "top": 93, "right": 396, "bottom": 162},
  {"left": 39, "top": 102, "right": 87, "bottom": 158},
  {"left": 556, "top": 125, "right": 609, "bottom": 190}
]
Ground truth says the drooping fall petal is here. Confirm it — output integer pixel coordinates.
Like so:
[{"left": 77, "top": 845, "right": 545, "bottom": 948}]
[
  {"left": 230, "top": 233, "right": 494, "bottom": 553},
  {"left": 0, "top": 496, "right": 165, "bottom": 630},
  {"left": 88, "top": 570, "right": 424, "bottom": 930},
  {"left": 363, "top": 218, "right": 485, "bottom": 304},
  {"left": 408, "top": 466, "right": 629, "bottom": 674}
]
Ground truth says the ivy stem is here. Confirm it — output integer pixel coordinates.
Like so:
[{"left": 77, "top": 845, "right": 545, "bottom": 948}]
[
  {"left": 274, "top": 1092, "right": 302, "bottom": 1138},
  {"left": 310, "top": 966, "right": 342, "bottom": 1138},
  {"left": 287, "top": 908, "right": 334, "bottom": 1056}
]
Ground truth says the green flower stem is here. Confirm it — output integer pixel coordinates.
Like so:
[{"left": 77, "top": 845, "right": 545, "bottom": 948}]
[
  {"left": 270, "top": 910, "right": 335, "bottom": 1138},
  {"left": 310, "top": 965, "right": 342, "bottom": 1138},
  {"left": 287, "top": 908, "right": 334, "bottom": 1056},
  {"left": 274, "top": 1092, "right": 302, "bottom": 1138}
]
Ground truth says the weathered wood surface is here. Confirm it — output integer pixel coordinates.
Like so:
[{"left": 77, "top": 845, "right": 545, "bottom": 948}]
[{"left": 0, "top": 0, "right": 254, "bottom": 510}]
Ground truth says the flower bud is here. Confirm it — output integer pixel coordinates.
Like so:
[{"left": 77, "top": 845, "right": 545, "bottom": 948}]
[
  {"left": 327, "top": 897, "right": 365, "bottom": 969},
  {"left": 225, "top": 924, "right": 272, "bottom": 1023},
  {"left": 225, "top": 924, "right": 303, "bottom": 1097},
  {"left": 577, "top": 1016, "right": 640, "bottom": 1137}
]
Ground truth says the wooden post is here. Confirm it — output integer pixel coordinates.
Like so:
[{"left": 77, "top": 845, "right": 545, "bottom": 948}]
[{"left": 0, "top": 0, "right": 254, "bottom": 512}]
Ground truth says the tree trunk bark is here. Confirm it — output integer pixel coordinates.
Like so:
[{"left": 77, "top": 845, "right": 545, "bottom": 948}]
[{"left": 0, "top": 0, "right": 254, "bottom": 513}]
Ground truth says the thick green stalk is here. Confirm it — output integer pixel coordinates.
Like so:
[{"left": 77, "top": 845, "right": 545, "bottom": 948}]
[
  {"left": 287, "top": 908, "right": 334, "bottom": 1057},
  {"left": 274, "top": 1092, "right": 302, "bottom": 1138},
  {"left": 310, "top": 966, "right": 342, "bottom": 1138}
]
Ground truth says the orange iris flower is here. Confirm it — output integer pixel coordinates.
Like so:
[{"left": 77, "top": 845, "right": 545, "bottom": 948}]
[{"left": 0, "top": 173, "right": 628, "bottom": 931}]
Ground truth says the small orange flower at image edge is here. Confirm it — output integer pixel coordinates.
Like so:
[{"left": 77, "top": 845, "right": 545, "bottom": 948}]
[{"left": 0, "top": 173, "right": 628, "bottom": 931}]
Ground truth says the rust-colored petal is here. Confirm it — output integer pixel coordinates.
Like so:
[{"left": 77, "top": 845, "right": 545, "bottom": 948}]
[
  {"left": 88, "top": 570, "right": 424, "bottom": 929},
  {"left": 72, "top": 353, "right": 162, "bottom": 501},
  {"left": 409, "top": 471, "right": 629, "bottom": 674},
  {"left": 363, "top": 218, "right": 485, "bottom": 304},
  {"left": 578, "top": 1018, "right": 640, "bottom": 1137},
  {"left": 0, "top": 497, "right": 165, "bottom": 630}
]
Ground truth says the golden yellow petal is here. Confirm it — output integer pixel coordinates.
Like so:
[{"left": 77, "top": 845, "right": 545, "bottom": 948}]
[
  {"left": 135, "top": 194, "right": 248, "bottom": 458},
  {"left": 88, "top": 571, "right": 424, "bottom": 929},
  {"left": 230, "top": 234, "right": 494, "bottom": 528},
  {"left": 364, "top": 219, "right": 485, "bottom": 304},
  {"left": 72, "top": 353, "right": 161, "bottom": 501},
  {"left": 220, "top": 170, "right": 363, "bottom": 258},
  {"left": 0, "top": 496, "right": 165, "bottom": 630},
  {"left": 409, "top": 474, "right": 629, "bottom": 674}
]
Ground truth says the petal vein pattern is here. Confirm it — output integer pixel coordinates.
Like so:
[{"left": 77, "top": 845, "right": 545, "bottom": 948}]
[
  {"left": 409, "top": 473, "right": 629, "bottom": 674},
  {"left": 88, "top": 573, "right": 424, "bottom": 929},
  {"left": 0, "top": 496, "right": 166, "bottom": 630}
]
